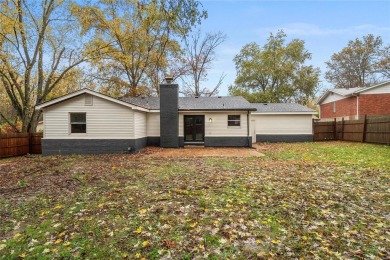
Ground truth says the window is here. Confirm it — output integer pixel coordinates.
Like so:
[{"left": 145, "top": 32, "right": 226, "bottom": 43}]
[
  {"left": 333, "top": 102, "right": 336, "bottom": 113},
  {"left": 70, "top": 113, "right": 86, "bottom": 133},
  {"left": 228, "top": 115, "right": 240, "bottom": 126}
]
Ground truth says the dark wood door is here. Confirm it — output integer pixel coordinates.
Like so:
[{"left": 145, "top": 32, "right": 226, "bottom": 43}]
[{"left": 184, "top": 115, "right": 204, "bottom": 142}]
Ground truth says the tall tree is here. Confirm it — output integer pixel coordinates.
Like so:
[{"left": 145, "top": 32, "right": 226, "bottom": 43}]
[
  {"left": 325, "top": 34, "right": 384, "bottom": 88},
  {"left": 72, "top": 0, "right": 207, "bottom": 97},
  {"left": 0, "top": 0, "right": 95, "bottom": 132},
  {"left": 375, "top": 44, "right": 390, "bottom": 78},
  {"left": 179, "top": 30, "right": 226, "bottom": 97},
  {"left": 229, "top": 31, "right": 320, "bottom": 104}
]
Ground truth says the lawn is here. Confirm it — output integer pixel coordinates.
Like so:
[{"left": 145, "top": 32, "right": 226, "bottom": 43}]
[{"left": 0, "top": 142, "right": 389, "bottom": 259}]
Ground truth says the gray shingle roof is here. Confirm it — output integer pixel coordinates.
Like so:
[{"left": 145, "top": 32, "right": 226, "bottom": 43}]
[
  {"left": 121, "top": 97, "right": 160, "bottom": 109},
  {"left": 179, "top": 96, "right": 256, "bottom": 110},
  {"left": 331, "top": 87, "right": 362, "bottom": 96},
  {"left": 251, "top": 103, "right": 316, "bottom": 113},
  {"left": 121, "top": 97, "right": 315, "bottom": 113},
  {"left": 121, "top": 96, "right": 257, "bottom": 111}
]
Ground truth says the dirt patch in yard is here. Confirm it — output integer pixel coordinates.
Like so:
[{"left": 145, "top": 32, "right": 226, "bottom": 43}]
[
  {"left": 142, "top": 146, "right": 265, "bottom": 157},
  {"left": 0, "top": 146, "right": 263, "bottom": 199}
]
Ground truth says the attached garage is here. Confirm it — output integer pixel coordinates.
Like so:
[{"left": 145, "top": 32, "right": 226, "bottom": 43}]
[{"left": 250, "top": 103, "right": 316, "bottom": 142}]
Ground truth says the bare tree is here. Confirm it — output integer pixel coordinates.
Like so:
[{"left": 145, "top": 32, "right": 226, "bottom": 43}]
[
  {"left": 0, "top": 0, "right": 97, "bottom": 132},
  {"left": 375, "top": 44, "right": 390, "bottom": 79},
  {"left": 179, "top": 30, "right": 227, "bottom": 97}
]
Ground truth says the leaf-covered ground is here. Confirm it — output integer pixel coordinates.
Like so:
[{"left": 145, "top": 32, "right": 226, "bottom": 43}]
[{"left": 0, "top": 142, "right": 389, "bottom": 259}]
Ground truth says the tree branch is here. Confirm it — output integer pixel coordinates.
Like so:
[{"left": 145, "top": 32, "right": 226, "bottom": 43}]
[{"left": 0, "top": 112, "right": 20, "bottom": 133}]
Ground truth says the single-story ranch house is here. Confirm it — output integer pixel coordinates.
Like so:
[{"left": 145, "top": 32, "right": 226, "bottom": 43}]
[
  {"left": 35, "top": 82, "right": 316, "bottom": 155},
  {"left": 317, "top": 81, "right": 390, "bottom": 120}
]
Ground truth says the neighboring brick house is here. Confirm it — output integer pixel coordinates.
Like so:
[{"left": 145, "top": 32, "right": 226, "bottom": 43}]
[{"left": 318, "top": 81, "right": 390, "bottom": 120}]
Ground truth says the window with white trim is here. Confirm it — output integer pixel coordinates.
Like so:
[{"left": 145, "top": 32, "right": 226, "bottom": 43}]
[
  {"left": 70, "top": 113, "right": 86, "bottom": 133},
  {"left": 228, "top": 115, "right": 240, "bottom": 126}
]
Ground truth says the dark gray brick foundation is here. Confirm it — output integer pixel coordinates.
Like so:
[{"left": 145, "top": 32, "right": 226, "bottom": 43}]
[
  {"left": 256, "top": 134, "right": 313, "bottom": 142},
  {"left": 160, "top": 84, "right": 179, "bottom": 148},
  {"left": 42, "top": 138, "right": 147, "bottom": 156},
  {"left": 134, "top": 137, "right": 147, "bottom": 151},
  {"left": 179, "top": 137, "right": 184, "bottom": 147},
  {"left": 147, "top": 137, "right": 160, "bottom": 146},
  {"left": 204, "top": 136, "right": 251, "bottom": 147}
]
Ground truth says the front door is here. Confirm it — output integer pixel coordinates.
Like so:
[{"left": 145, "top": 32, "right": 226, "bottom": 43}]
[{"left": 184, "top": 115, "right": 205, "bottom": 142}]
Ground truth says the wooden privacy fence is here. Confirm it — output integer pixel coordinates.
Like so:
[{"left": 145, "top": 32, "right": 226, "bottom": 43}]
[
  {"left": 313, "top": 115, "right": 390, "bottom": 145},
  {"left": 0, "top": 133, "right": 43, "bottom": 158}
]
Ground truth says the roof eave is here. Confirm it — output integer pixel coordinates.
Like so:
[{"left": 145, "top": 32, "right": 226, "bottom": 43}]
[
  {"left": 178, "top": 108, "right": 257, "bottom": 111},
  {"left": 354, "top": 80, "right": 390, "bottom": 94},
  {"left": 252, "top": 111, "right": 317, "bottom": 115},
  {"left": 35, "top": 88, "right": 149, "bottom": 112}
]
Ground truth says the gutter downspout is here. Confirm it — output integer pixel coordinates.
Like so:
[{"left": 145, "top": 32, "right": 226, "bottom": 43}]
[
  {"left": 247, "top": 111, "right": 250, "bottom": 147},
  {"left": 357, "top": 95, "right": 359, "bottom": 119},
  {"left": 353, "top": 93, "right": 360, "bottom": 119}
]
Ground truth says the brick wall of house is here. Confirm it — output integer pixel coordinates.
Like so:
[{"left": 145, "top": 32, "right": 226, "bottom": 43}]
[
  {"left": 359, "top": 94, "right": 390, "bottom": 116},
  {"left": 320, "top": 96, "right": 357, "bottom": 119}
]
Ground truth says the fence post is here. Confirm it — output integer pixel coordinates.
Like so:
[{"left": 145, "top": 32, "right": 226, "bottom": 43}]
[
  {"left": 333, "top": 118, "right": 337, "bottom": 140},
  {"left": 312, "top": 118, "right": 315, "bottom": 141},
  {"left": 362, "top": 115, "right": 367, "bottom": 143},
  {"left": 341, "top": 118, "right": 344, "bottom": 141}
]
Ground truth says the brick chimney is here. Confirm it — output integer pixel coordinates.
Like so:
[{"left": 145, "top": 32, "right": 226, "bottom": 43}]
[{"left": 159, "top": 77, "right": 179, "bottom": 148}]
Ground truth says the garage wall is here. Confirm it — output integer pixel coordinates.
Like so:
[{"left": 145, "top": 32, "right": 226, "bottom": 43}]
[
  {"left": 252, "top": 114, "right": 313, "bottom": 142},
  {"left": 253, "top": 114, "right": 312, "bottom": 134}
]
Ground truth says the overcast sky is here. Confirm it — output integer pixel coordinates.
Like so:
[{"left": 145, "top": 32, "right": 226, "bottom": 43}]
[{"left": 195, "top": 0, "right": 390, "bottom": 96}]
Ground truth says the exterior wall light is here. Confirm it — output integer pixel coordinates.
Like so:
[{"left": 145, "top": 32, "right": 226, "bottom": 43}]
[{"left": 209, "top": 118, "right": 213, "bottom": 123}]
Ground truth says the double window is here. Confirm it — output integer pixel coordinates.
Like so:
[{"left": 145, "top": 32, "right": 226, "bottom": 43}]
[
  {"left": 70, "top": 113, "right": 86, "bottom": 133},
  {"left": 228, "top": 115, "right": 240, "bottom": 127}
]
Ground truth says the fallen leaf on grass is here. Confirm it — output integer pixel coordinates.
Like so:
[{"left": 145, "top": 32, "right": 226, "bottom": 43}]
[{"left": 134, "top": 227, "right": 142, "bottom": 234}]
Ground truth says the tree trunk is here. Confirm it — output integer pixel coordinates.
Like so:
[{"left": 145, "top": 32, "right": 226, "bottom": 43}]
[{"left": 29, "top": 110, "right": 41, "bottom": 133}]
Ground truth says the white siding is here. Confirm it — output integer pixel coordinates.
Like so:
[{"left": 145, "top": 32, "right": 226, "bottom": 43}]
[
  {"left": 253, "top": 114, "right": 312, "bottom": 135},
  {"left": 146, "top": 113, "right": 160, "bottom": 137},
  {"left": 361, "top": 82, "right": 390, "bottom": 94},
  {"left": 179, "top": 111, "right": 249, "bottom": 137},
  {"left": 134, "top": 111, "right": 147, "bottom": 138},
  {"left": 321, "top": 92, "right": 345, "bottom": 104},
  {"left": 44, "top": 94, "right": 134, "bottom": 139}
]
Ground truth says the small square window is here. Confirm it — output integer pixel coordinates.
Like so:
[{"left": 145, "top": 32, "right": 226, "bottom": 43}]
[
  {"left": 228, "top": 115, "right": 240, "bottom": 126},
  {"left": 70, "top": 113, "right": 86, "bottom": 133}
]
